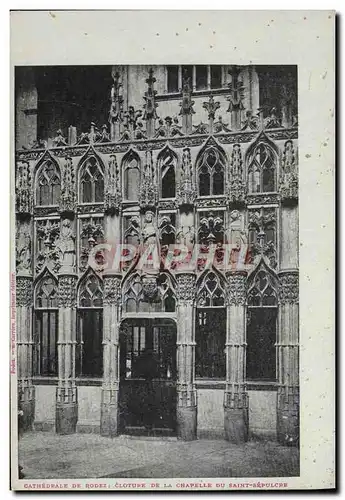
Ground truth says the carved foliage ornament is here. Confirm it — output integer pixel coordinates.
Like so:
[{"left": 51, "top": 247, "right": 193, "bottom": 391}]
[
  {"left": 176, "top": 273, "right": 195, "bottom": 303},
  {"left": 228, "top": 143, "right": 245, "bottom": 204},
  {"left": 103, "top": 275, "right": 122, "bottom": 305},
  {"left": 16, "top": 161, "right": 32, "bottom": 214},
  {"left": 36, "top": 219, "right": 61, "bottom": 274},
  {"left": 226, "top": 272, "right": 247, "bottom": 306},
  {"left": 279, "top": 272, "right": 299, "bottom": 304},
  {"left": 58, "top": 276, "right": 77, "bottom": 308},
  {"left": 16, "top": 276, "right": 32, "bottom": 307}
]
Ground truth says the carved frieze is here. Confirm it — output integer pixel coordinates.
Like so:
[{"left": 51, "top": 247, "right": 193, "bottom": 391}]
[
  {"left": 266, "top": 128, "right": 298, "bottom": 141},
  {"left": 279, "top": 271, "right": 299, "bottom": 304},
  {"left": 246, "top": 193, "right": 280, "bottom": 205},
  {"left": 76, "top": 204, "right": 104, "bottom": 215},
  {"left": 195, "top": 197, "right": 226, "bottom": 209},
  {"left": 158, "top": 199, "right": 177, "bottom": 210}
]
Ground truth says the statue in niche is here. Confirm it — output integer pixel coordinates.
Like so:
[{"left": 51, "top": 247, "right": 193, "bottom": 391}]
[
  {"left": 56, "top": 219, "right": 75, "bottom": 270},
  {"left": 176, "top": 225, "right": 195, "bottom": 248},
  {"left": 16, "top": 223, "right": 31, "bottom": 274},
  {"left": 142, "top": 211, "right": 158, "bottom": 246},
  {"left": 141, "top": 211, "right": 160, "bottom": 271}
]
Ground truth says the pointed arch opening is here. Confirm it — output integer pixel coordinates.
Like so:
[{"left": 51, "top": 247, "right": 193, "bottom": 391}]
[
  {"left": 78, "top": 152, "right": 104, "bottom": 203},
  {"left": 158, "top": 146, "right": 177, "bottom": 199},
  {"left": 33, "top": 269, "right": 58, "bottom": 376},
  {"left": 195, "top": 269, "right": 226, "bottom": 379},
  {"left": 197, "top": 140, "right": 226, "bottom": 197},
  {"left": 122, "top": 149, "right": 141, "bottom": 201},
  {"left": 246, "top": 260, "right": 278, "bottom": 381},
  {"left": 35, "top": 156, "right": 61, "bottom": 206},
  {"left": 247, "top": 136, "right": 278, "bottom": 193},
  {"left": 76, "top": 269, "right": 103, "bottom": 377},
  {"left": 123, "top": 271, "right": 176, "bottom": 314}
]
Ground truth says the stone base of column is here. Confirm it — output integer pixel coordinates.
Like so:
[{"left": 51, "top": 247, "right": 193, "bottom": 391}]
[
  {"left": 100, "top": 389, "right": 119, "bottom": 437},
  {"left": 224, "top": 407, "right": 249, "bottom": 443},
  {"left": 277, "top": 387, "right": 299, "bottom": 446},
  {"left": 56, "top": 402, "right": 78, "bottom": 434},
  {"left": 18, "top": 385, "right": 35, "bottom": 432},
  {"left": 176, "top": 405, "right": 197, "bottom": 441}
]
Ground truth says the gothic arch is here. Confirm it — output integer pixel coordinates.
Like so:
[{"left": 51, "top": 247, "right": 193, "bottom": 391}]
[
  {"left": 246, "top": 132, "right": 279, "bottom": 194},
  {"left": 121, "top": 148, "right": 141, "bottom": 201},
  {"left": 196, "top": 137, "right": 227, "bottom": 196},
  {"left": 34, "top": 266, "right": 58, "bottom": 308},
  {"left": 77, "top": 267, "right": 104, "bottom": 307},
  {"left": 247, "top": 257, "right": 279, "bottom": 306},
  {"left": 157, "top": 145, "right": 178, "bottom": 199},
  {"left": 122, "top": 270, "right": 177, "bottom": 313},
  {"left": 196, "top": 267, "right": 227, "bottom": 307},
  {"left": 34, "top": 151, "right": 61, "bottom": 206},
  {"left": 77, "top": 147, "right": 105, "bottom": 204}
]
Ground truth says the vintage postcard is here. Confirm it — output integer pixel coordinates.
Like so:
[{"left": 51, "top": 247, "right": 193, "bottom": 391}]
[{"left": 10, "top": 10, "right": 335, "bottom": 490}]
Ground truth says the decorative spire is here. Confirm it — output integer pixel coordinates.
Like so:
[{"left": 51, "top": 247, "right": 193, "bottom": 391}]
[
  {"left": 203, "top": 95, "right": 220, "bottom": 134},
  {"left": 60, "top": 156, "right": 76, "bottom": 214},
  {"left": 105, "top": 154, "right": 121, "bottom": 214},
  {"left": 228, "top": 144, "right": 245, "bottom": 206},
  {"left": 122, "top": 106, "right": 143, "bottom": 141},
  {"left": 179, "top": 69, "right": 195, "bottom": 134},
  {"left": 139, "top": 151, "right": 158, "bottom": 208},
  {"left": 227, "top": 66, "right": 245, "bottom": 130},
  {"left": 177, "top": 147, "right": 196, "bottom": 206},
  {"left": 143, "top": 68, "right": 158, "bottom": 138},
  {"left": 109, "top": 72, "right": 124, "bottom": 141}
]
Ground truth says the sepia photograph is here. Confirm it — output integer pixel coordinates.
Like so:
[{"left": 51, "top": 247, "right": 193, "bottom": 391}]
[{"left": 10, "top": 10, "right": 335, "bottom": 491}]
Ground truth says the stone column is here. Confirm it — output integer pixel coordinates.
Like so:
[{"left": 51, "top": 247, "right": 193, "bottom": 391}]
[
  {"left": 277, "top": 271, "right": 299, "bottom": 445},
  {"left": 277, "top": 156, "right": 299, "bottom": 445},
  {"left": 100, "top": 272, "right": 122, "bottom": 437},
  {"left": 224, "top": 270, "right": 248, "bottom": 443},
  {"left": 56, "top": 274, "right": 78, "bottom": 434},
  {"left": 16, "top": 160, "right": 34, "bottom": 431},
  {"left": 16, "top": 275, "right": 35, "bottom": 431},
  {"left": 176, "top": 272, "right": 197, "bottom": 441}
]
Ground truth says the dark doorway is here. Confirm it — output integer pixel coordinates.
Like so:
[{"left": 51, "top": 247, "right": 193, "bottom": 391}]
[
  {"left": 119, "top": 319, "right": 177, "bottom": 436},
  {"left": 246, "top": 307, "right": 277, "bottom": 381}
]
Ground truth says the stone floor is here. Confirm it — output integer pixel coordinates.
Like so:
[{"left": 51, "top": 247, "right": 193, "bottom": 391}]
[{"left": 18, "top": 432, "right": 299, "bottom": 479}]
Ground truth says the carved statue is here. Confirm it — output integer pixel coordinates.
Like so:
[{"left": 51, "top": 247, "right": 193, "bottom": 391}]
[
  {"left": 142, "top": 211, "right": 157, "bottom": 246},
  {"left": 16, "top": 222, "right": 31, "bottom": 274},
  {"left": 55, "top": 219, "right": 75, "bottom": 271}
]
